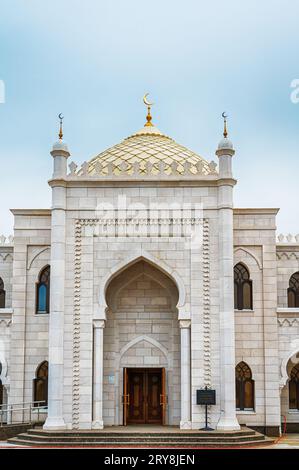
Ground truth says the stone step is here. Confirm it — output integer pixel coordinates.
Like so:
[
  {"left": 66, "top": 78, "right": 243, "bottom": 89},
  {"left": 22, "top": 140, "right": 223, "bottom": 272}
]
[
  {"left": 10, "top": 432, "right": 265, "bottom": 443},
  {"left": 8, "top": 436, "right": 274, "bottom": 448},
  {"left": 25, "top": 428, "right": 257, "bottom": 438},
  {"left": 9, "top": 427, "right": 273, "bottom": 448}
]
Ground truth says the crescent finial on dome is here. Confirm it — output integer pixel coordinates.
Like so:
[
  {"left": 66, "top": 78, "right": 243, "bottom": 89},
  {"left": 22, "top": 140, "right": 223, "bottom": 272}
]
[
  {"left": 143, "top": 93, "right": 154, "bottom": 127},
  {"left": 222, "top": 112, "right": 228, "bottom": 138},
  {"left": 58, "top": 113, "right": 64, "bottom": 140}
]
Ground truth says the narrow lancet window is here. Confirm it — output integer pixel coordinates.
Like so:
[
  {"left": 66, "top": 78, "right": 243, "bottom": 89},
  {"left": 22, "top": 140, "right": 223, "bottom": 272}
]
[{"left": 36, "top": 266, "right": 50, "bottom": 314}]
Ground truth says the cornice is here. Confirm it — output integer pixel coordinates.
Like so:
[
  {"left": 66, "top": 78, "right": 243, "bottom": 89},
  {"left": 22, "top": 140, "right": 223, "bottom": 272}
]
[
  {"left": 234, "top": 208, "right": 280, "bottom": 215},
  {"left": 10, "top": 209, "right": 51, "bottom": 216},
  {"left": 49, "top": 176, "right": 236, "bottom": 189}
]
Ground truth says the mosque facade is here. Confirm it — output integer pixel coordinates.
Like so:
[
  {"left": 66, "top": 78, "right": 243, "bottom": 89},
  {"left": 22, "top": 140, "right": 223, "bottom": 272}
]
[{"left": 0, "top": 103, "right": 298, "bottom": 436}]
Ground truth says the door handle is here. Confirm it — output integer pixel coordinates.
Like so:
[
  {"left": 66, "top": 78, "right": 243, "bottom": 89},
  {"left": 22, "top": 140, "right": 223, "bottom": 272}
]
[
  {"left": 160, "top": 394, "right": 168, "bottom": 406},
  {"left": 122, "top": 394, "right": 130, "bottom": 405}
]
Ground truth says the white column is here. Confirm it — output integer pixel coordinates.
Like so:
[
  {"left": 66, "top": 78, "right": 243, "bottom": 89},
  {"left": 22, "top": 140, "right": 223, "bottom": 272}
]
[
  {"left": 44, "top": 142, "right": 69, "bottom": 430},
  {"left": 92, "top": 319, "right": 105, "bottom": 429},
  {"left": 180, "top": 319, "right": 191, "bottom": 429},
  {"left": 216, "top": 142, "right": 240, "bottom": 431}
]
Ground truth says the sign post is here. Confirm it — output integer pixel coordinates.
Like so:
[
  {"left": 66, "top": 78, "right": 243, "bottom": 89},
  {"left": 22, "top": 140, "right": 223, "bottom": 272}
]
[{"left": 196, "top": 386, "right": 216, "bottom": 431}]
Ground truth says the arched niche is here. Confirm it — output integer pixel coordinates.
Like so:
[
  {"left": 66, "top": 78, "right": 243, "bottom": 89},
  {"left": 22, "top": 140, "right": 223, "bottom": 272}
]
[{"left": 102, "top": 258, "right": 181, "bottom": 427}]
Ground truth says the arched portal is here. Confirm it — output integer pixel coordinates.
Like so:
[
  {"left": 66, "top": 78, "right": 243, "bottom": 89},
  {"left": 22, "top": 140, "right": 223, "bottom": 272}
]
[
  {"left": 103, "top": 259, "right": 181, "bottom": 426},
  {"left": 280, "top": 351, "right": 299, "bottom": 431}
]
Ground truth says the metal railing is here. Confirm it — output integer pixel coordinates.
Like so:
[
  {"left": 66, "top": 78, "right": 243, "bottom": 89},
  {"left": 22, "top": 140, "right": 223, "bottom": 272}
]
[{"left": 0, "top": 401, "right": 47, "bottom": 426}]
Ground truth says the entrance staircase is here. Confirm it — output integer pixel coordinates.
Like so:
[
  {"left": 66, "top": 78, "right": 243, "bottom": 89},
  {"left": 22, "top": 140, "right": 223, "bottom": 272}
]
[{"left": 9, "top": 425, "right": 274, "bottom": 448}]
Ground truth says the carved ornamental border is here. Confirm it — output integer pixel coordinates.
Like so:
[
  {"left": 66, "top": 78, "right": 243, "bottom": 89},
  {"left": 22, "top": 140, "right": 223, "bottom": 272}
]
[
  {"left": 278, "top": 318, "right": 299, "bottom": 327},
  {"left": 72, "top": 217, "right": 210, "bottom": 428},
  {"left": 202, "top": 219, "right": 211, "bottom": 388}
]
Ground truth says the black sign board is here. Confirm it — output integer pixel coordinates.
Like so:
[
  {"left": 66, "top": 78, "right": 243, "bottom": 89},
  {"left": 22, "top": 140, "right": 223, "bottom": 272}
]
[{"left": 196, "top": 389, "right": 216, "bottom": 405}]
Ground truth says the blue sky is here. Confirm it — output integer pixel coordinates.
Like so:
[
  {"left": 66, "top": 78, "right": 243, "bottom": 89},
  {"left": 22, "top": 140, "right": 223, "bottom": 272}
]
[{"left": 0, "top": 0, "right": 298, "bottom": 235}]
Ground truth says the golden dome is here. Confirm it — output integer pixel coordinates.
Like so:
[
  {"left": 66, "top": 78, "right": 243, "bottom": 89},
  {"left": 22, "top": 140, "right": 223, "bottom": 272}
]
[{"left": 87, "top": 124, "right": 211, "bottom": 176}]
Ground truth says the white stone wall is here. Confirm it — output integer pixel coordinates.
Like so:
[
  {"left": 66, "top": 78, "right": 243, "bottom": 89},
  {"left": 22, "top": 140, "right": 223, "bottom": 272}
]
[
  {"left": 23, "top": 248, "right": 50, "bottom": 404},
  {"left": 277, "top": 247, "right": 299, "bottom": 308},
  {"left": 0, "top": 246, "right": 13, "bottom": 403},
  {"left": 9, "top": 211, "right": 51, "bottom": 410},
  {"left": 0, "top": 318, "right": 11, "bottom": 405},
  {"left": 0, "top": 248, "right": 13, "bottom": 308},
  {"left": 234, "top": 245, "right": 265, "bottom": 426},
  {"left": 276, "top": 245, "right": 299, "bottom": 427},
  {"left": 233, "top": 209, "right": 281, "bottom": 432}
]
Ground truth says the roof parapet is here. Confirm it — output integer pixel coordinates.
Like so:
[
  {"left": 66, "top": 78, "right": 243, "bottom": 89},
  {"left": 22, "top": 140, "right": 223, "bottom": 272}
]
[
  {"left": 0, "top": 235, "right": 14, "bottom": 246},
  {"left": 277, "top": 233, "right": 299, "bottom": 244},
  {"left": 67, "top": 159, "right": 218, "bottom": 179}
]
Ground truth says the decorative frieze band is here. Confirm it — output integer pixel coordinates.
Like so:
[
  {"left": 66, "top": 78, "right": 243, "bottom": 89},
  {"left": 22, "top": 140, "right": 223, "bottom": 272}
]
[
  {"left": 278, "top": 318, "right": 299, "bottom": 327},
  {"left": 85, "top": 217, "right": 202, "bottom": 239},
  {"left": 92, "top": 218, "right": 202, "bottom": 225},
  {"left": 68, "top": 160, "right": 218, "bottom": 179},
  {"left": 276, "top": 251, "right": 299, "bottom": 260}
]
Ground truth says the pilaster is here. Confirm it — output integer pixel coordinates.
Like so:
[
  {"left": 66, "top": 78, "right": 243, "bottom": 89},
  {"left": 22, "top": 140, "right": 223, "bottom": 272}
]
[{"left": 180, "top": 319, "right": 191, "bottom": 429}]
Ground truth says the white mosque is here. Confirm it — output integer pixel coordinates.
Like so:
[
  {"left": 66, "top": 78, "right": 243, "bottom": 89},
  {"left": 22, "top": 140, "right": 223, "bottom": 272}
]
[{"left": 0, "top": 99, "right": 298, "bottom": 440}]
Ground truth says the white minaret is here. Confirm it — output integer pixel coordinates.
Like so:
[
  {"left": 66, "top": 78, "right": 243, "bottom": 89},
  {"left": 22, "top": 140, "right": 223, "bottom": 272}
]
[
  {"left": 215, "top": 114, "right": 240, "bottom": 430},
  {"left": 44, "top": 115, "right": 69, "bottom": 430}
]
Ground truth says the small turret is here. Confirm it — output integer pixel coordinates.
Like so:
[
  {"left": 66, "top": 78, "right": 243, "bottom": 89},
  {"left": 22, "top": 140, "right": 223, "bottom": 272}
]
[
  {"left": 215, "top": 112, "right": 235, "bottom": 179},
  {"left": 51, "top": 114, "right": 70, "bottom": 179}
]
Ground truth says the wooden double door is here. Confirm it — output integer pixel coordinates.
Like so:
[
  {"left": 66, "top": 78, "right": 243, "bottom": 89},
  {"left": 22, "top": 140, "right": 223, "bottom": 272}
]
[{"left": 123, "top": 368, "right": 166, "bottom": 425}]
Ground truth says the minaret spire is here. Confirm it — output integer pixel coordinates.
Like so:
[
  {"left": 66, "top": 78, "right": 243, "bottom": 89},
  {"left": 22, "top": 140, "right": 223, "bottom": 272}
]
[
  {"left": 58, "top": 113, "right": 64, "bottom": 140},
  {"left": 222, "top": 112, "right": 228, "bottom": 138}
]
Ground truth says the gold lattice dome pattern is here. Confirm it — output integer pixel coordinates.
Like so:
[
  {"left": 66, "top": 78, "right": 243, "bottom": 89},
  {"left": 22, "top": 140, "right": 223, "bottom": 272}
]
[{"left": 88, "top": 125, "right": 211, "bottom": 176}]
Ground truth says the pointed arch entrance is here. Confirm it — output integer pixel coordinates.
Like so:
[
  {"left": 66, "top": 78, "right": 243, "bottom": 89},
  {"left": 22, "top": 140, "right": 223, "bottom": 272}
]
[
  {"left": 102, "top": 258, "right": 182, "bottom": 426},
  {"left": 97, "top": 251, "right": 187, "bottom": 317}
]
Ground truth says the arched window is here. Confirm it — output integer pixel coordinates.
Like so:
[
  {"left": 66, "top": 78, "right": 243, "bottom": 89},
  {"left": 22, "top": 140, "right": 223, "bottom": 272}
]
[
  {"left": 234, "top": 264, "right": 253, "bottom": 310},
  {"left": 0, "top": 277, "right": 5, "bottom": 308},
  {"left": 289, "top": 363, "right": 299, "bottom": 410},
  {"left": 33, "top": 361, "right": 48, "bottom": 406},
  {"left": 236, "top": 362, "right": 254, "bottom": 410},
  {"left": 36, "top": 266, "right": 50, "bottom": 314},
  {"left": 288, "top": 272, "right": 299, "bottom": 308}
]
